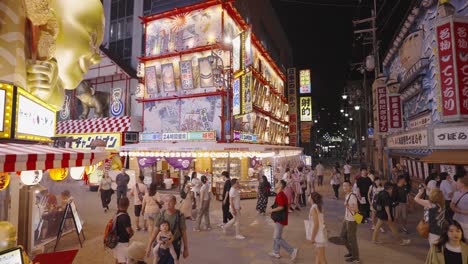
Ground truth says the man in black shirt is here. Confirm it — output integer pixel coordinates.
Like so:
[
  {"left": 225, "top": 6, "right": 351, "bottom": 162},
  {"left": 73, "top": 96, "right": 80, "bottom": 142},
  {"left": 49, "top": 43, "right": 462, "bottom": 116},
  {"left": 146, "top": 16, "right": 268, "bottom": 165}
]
[
  {"left": 116, "top": 168, "right": 130, "bottom": 206},
  {"left": 114, "top": 197, "right": 134, "bottom": 264},
  {"left": 356, "top": 168, "right": 372, "bottom": 220},
  {"left": 372, "top": 182, "right": 410, "bottom": 246},
  {"left": 395, "top": 176, "right": 409, "bottom": 233},
  {"left": 221, "top": 171, "right": 233, "bottom": 225}
]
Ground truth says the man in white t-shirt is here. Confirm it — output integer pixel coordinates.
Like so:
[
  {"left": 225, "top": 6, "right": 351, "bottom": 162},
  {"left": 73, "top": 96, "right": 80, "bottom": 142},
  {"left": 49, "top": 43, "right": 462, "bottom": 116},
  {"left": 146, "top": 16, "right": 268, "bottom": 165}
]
[
  {"left": 343, "top": 160, "right": 352, "bottom": 182},
  {"left": 315, "top": 161, "right": 325, "bottom": 186},
  {"left": 222, "top": 179, "right": 245, "bottom": 239},
  {"left": 341, "top": 181, "right": 360, "bottom": 263},
  {"left": 451, "top": 175, "right": 468, "bottom": 240},
  {"left": 440, "top": 172, "right": 455, "bottom": 219},
  {"left": 191, "top": 172, "right": 202, "bottom": 207}
]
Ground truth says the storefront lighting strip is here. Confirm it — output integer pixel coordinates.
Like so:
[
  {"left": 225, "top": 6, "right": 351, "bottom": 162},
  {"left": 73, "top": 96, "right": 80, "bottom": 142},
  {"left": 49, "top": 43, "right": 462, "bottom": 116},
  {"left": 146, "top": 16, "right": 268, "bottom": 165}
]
[{"left": 119, "top": 151, "right": 277, "bottom": 158}]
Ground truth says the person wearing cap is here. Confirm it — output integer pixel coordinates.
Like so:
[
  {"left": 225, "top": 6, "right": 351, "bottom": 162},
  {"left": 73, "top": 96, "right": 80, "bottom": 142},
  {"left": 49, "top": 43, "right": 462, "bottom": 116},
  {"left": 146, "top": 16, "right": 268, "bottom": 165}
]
[{"left": 125, "top": 241, "right": 147, "bottom": 264}]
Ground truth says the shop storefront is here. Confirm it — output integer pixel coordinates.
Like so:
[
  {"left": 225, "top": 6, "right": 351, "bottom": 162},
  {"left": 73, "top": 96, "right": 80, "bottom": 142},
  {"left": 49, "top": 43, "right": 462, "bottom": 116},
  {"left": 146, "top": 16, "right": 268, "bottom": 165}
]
[{"left": 381, "top": 1, "right": 468, "bottom": 181}]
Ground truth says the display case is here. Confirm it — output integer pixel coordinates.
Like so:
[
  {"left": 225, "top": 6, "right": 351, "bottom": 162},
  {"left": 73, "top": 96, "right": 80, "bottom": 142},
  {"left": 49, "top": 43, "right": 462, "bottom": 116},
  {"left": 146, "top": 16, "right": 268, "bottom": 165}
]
[
  {"left": 214, "top": 180, "right": 259, "bottom": 200},
  {"left": 212, "top": 159, "right": 241, "bottom": 184}
]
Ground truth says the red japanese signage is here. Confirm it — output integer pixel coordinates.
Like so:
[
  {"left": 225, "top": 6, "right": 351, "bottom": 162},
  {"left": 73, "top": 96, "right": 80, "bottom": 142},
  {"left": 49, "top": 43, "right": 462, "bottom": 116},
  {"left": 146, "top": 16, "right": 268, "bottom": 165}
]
[
  {"left": 389, "top": 95, "right": 402, "bottom": 129},
  {"left": 437, "top": 21, "right": 457, "bottom": 117},
  {"left": 454, "top": 21, "right": 468, "bottom": 115},
  {"left": 288, "top": 68, "right": 297, "bottom": 146},
  {"left": 377, "top": 86, "right": 388, "bottom": 133}
]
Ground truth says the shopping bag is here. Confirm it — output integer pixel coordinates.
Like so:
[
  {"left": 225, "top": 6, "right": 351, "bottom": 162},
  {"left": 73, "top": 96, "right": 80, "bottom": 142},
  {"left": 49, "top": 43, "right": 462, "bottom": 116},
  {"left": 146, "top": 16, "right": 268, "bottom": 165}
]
[{"left": 304, "top": 219, "right": 312, "bottom": 240}]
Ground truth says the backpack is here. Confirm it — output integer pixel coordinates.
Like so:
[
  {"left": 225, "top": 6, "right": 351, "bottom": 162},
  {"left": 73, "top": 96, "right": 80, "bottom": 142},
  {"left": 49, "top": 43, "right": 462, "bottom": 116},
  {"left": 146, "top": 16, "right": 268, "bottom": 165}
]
[
  {"left": 136, "top": 183, "right": 144, "bottom": 202},
  {"left": 372, "top": 191, "right": 384, "bottom": 212},
  {"left": 104, "top": 212, "right": 126, "bottom": 249}
]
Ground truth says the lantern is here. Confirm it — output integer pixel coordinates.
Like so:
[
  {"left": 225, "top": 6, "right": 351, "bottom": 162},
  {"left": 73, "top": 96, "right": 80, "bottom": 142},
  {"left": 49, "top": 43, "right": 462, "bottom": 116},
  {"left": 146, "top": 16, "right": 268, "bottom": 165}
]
[
  {"left": 20, "top": 170, "right": 42, "bottom": 185},
  {"left": 85, "top": 165, "right": 96, "bottom": 175},
  {"left": 49, "top": 168, "right": 68, "bottom": 181},
  {"left": 70, "top": 167, "right": 86, "bottom": 180},
  {"left": 0, "top": 172, "right": 10, "bottom": 190}
]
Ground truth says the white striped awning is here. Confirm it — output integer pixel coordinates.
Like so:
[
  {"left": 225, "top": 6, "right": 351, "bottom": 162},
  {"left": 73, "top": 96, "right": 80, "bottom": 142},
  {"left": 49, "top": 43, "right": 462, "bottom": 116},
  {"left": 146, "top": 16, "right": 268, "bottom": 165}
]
[{"left": 0, "top": 143, "right": 109, "bottom": 173}]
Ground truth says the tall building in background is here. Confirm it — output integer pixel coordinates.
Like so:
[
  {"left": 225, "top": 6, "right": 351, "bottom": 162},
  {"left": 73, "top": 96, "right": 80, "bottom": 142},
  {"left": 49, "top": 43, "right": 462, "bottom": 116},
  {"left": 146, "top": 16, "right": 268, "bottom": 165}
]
[{"left": 101, "top": 0, "right": 292, "bottom": 72}]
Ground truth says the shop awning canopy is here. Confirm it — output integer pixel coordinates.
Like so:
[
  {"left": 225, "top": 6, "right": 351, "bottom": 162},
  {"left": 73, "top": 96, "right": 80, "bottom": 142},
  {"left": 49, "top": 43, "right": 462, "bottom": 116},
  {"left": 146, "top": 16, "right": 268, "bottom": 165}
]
[
  {"left": 56, "top": 116, "right": 133, "bottom": 134},
  {"left": 420, "top": 150, "right": 468, "bottom": 165},
  {"left": 0, "top": 143, "right": 109, "bottom": 173}
]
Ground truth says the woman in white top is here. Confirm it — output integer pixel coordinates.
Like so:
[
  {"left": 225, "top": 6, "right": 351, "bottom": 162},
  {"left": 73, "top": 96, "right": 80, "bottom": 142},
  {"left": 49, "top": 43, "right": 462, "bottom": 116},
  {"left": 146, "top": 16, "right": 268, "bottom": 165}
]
[
  {"left": 98, "top": 171, "right": 113, "bottom": 212},
  {"left": 194, "top": 175, "right": 212, "bottom": 231},
  {"left": 142, "top": 183, "right": 162, "bottom": 235},
  {"left": 309, "top": 192, "right": 328, "bottom": 264},
  {"left": 330, "top": 167, "right": 341, "bottom": 200},
  {"left": 130, "top": 175, "right": 147, "bottom": 231}
]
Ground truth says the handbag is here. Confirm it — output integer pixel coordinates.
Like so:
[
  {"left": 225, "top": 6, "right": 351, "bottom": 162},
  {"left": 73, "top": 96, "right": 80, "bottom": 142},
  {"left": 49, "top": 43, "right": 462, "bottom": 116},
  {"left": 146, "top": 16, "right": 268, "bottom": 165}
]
[
  {"left": 416, "top": 219, "right": 429, "bottom": 238},
  {"left": 305, "top": 206, "right": 327, "bottom": 242},
  {"left": 271, "top": 202, "right": 286, "bottom": 222},
  {"left": 346, "top": 193, "right": 363, "bottom": 224}
]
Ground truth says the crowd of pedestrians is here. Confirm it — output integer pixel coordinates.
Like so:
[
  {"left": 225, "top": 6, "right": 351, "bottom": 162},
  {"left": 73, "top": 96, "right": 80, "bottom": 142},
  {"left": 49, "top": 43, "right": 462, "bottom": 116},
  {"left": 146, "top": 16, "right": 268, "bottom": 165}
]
[{"left": 99, "top": 161, "right": 467, "bottom": 264}]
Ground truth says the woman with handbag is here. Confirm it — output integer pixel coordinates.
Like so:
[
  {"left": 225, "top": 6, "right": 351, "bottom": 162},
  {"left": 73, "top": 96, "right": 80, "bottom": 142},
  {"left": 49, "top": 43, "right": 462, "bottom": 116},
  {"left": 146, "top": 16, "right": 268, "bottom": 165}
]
[
  {"left": 425, "top": 220, "right": 468, "bottom": 264},
  {"left": 179, "top": 176, "right": 194, "bottom": 220},
  {"left": 415, "top": 187, "right": 446, "bottom": 245},
  {"left": 307, "top": 192, "right": 328, "bottom": 264},
  {"left": 141, "top": 183, "right": 162, "bottom": 235}
]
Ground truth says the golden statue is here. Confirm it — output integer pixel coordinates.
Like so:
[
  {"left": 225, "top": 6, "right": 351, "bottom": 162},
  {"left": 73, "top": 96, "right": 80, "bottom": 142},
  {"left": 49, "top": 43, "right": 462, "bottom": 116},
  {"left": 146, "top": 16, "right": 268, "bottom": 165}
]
[
  {"left": 0, "top": 221, "right": 31, "bottom": 263},
  {"left": 0, "top": 0, "right": 104, "bottom": 109}
]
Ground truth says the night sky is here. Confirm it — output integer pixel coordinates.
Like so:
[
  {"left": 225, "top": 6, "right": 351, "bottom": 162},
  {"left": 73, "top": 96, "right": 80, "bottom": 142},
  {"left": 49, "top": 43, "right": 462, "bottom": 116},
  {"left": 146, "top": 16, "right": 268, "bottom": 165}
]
[{"left": 271, "top": 0, "right": 414, "bottom": 134}]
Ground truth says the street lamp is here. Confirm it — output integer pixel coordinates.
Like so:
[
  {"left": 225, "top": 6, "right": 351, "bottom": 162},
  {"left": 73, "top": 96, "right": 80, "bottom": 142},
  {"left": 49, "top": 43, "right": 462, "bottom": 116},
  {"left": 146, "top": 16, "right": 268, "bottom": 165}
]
[
  {"left": 340, "top": 109, "right": 344, "bottom": 113},
  {"left": 314, "top": 119, "right": 318, "bottom": 123},
  {"left": 344, "top": 127, "right": 348, "bottom": 131},
  {"left": 345, "top": 113, "right": 349, "bottom": 117},
  {"left": 342, "top": 94, "right": 348, "bottom": 100},
  {"left": 354, "top": 105, "right": 361, "bottom": 110},
  {"left": 349, "top": 117, "right": 353, "bottom": 121}
]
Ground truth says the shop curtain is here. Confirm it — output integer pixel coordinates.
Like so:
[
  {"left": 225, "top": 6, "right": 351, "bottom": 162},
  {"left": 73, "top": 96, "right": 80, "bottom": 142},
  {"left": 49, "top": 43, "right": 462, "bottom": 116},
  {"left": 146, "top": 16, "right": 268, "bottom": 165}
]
[{"left": 164, "top": 157, "right": 194, "bottom": 170}]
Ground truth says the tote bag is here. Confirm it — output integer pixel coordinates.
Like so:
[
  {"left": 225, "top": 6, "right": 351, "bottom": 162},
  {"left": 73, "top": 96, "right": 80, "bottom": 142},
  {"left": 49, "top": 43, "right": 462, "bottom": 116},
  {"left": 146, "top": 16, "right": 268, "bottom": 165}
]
[{"left": 305, "top": 206, "right": 327, "bottom": 242}]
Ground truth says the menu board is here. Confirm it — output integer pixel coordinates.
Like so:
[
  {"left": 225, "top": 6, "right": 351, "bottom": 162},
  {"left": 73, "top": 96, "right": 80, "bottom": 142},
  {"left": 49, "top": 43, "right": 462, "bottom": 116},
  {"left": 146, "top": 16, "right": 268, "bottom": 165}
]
[
  {"left": 0, "top": 247, "right": 24, "bottom": 264},
  {"left": 70, "top": 201, "right": 82, "bottom": 234}
]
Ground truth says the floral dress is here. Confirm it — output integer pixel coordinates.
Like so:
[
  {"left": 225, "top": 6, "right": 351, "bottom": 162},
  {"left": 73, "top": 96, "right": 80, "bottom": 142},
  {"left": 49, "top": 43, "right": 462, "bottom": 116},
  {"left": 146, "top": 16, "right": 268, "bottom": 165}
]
[{"left": 256, "top": 182, "right": 270, "bottom": 213}]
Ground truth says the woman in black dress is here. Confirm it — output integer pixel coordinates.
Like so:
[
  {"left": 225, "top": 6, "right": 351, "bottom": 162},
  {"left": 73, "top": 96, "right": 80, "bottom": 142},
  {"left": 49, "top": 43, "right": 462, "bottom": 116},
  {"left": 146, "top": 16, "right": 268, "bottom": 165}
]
[{"left": 256, "top": 175, "right": 271, "bottom": 215}]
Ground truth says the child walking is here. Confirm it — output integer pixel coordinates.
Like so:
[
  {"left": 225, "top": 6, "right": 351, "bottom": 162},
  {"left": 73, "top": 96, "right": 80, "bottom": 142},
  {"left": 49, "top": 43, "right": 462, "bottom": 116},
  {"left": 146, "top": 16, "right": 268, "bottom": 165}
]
[{"left": 153, "top": 221, "right": 179, "bottom": 264}]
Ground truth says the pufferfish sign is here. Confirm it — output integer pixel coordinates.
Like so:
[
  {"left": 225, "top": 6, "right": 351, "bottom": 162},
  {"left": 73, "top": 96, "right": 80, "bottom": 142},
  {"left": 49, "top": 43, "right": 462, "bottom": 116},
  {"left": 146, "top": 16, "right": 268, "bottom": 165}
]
[{"left": 0, "top": 0, "right": 105, "bottom": 110}]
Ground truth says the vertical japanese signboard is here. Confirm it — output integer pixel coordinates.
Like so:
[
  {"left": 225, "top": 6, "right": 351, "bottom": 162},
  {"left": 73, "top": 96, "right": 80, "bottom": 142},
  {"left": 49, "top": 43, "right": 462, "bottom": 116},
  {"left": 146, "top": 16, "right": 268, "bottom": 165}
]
[
  {"left": 233, "top": 34, "right": 241, "bottom": 73},
  {"left": 454, "top": 20, "right": 468, "bottom": 116},
  {"left": 233, "top": 78, "right": 241, "bottom": 116},
  {"left": 244, "top": 27, "right": 252, "bottom": 69},
  {"left": 377, "top": 86, "right": 388, "bottom": 133},
  {"left": 299, "top": 69, "right": 311, "bottom": 94},
  {"left": 436, "top": 17, "right": 468, "bottom": 120},
  {"left": 299, "top": 97, "right": 312, "bottom": 122},
  {"left": 180, "top": 60, "right": 194, "bottom": 90},
  {"left": 242, "top": 72, "right": 253, "bottom": 114},
  {"left": 287, "top": 68, "right": 297, "bottom": 146},
  {"left": 389, "top": 94, "right": 402, "bottom": 129}
]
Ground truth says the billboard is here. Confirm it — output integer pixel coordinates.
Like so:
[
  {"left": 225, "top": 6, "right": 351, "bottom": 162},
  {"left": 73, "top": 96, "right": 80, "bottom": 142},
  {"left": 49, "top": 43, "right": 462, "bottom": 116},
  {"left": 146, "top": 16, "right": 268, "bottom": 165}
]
[
  {"left": 299, "top": 69, "right": 311, "bottom": 94},
  {"left": 233, "top": 78, "right": 241, "bottom": 115},
  {"left": 299, "top": 96, "right": 312, "bottom": 122}
]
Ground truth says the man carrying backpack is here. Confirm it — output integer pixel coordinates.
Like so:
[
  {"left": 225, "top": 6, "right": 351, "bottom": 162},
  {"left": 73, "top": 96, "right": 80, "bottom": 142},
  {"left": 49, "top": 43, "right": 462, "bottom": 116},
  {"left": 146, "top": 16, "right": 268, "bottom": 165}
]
[
  {"left": 371, "top": 182, "right": 410, "bottom": 246},
  {"left": 146, "top": 194, "right": 189, "bottom": 263},
  {"left": 113, "top": 197, "right": 134, "bottom": 264}
]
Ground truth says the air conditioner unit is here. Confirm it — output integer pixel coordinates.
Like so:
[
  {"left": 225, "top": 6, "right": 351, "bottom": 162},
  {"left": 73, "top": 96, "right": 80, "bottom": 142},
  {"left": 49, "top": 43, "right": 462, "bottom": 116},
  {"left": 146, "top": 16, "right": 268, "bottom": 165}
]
[{"left": 124, "top": 132, "right": 139, "bottom": 143}]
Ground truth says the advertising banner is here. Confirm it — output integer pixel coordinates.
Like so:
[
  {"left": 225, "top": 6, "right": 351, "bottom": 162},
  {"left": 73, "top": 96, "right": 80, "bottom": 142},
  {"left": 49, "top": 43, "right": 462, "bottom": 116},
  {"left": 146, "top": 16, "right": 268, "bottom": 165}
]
[
  {"left": 299, "top": 96, "right": 312, "bottom": 122},
  {"left": 233, "top": 34, "right": 241, "bottom": 73},
  {"left": 145, "top": 66, "right": 158, "bottom": 94},
  {"left": 244, "top": 27, "right": 252, "bottom": 68},
  {"left": 59, "top": 133, "right": 121, "bottom": 151},
  {"left": 299, "top": 69, "right": 311, "bottom": 94},
  {"left": 242, "top": 72, "right": 253, "bottom": 114},
  {"left": 233, "top": 78, "right": 241, "bottom": 115},
  {"left": 287, "top": 68, "right": 297, "bottom": 146},
  {"left": 300, "top": 122, "right": 312, "bottom": 143},
  {"left": 180, "top": 60, "right": 194, "bottom": 90},
  {"left": 389, "top": 94, "right": 402, "bottom": 129},
  {"left": 161, "top": 63, "right": 176, "bottom": 92},
  {"left": 434, "top": 125, "right": 468, "bottom": 147},
  {"left": 454, "top": 21, "right": 468, "bottom": 116},
  {"left": 376, "top": 86, "right": 388, "bottom": 133},
  {"left": 198, "top": 57, "right": 214, "bottom": 88},
  {"left": 437, "top": 20, "right": 457, "bottom": 117},
  {"left": 387, "top": 129, "right": 428, "bottom": 148}
]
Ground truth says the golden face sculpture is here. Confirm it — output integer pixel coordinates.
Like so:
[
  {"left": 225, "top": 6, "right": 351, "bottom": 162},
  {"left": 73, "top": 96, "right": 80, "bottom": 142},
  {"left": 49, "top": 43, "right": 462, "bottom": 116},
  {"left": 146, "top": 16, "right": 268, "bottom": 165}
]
[{"left": 26, "top": 0, "right": 104, "bottom": 108}]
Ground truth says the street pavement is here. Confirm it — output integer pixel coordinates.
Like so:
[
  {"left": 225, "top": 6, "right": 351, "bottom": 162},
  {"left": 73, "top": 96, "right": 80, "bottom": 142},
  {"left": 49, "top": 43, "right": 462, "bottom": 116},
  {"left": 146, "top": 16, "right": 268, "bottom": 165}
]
[{"left": 53, "top": 167, "right": 429, "bottom": 264}]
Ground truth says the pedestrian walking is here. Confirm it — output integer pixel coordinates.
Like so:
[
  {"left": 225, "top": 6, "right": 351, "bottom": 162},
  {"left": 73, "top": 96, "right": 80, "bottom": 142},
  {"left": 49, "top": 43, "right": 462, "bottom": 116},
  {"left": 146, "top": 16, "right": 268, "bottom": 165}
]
[
  {"left": 425, "top": 220, "right": 468, "bottom": 264},
  {"left": 113, "top": 197, "right": 134, "bottom": 264},
  {"left": 146, "top": 195, "right": 189, "bottom": 263},
  {"left": 191, "top": 172, "right": 201, "bottom": 209},
  {"left": 307, "top": 166, "right": 316, "bottom": 194},
  {"left": 440, "top": 172, "right": 455, "bottom": 221},
  {"left": 368, "top": 177, "right": 385, "bottom": 233},
  {"left": 426, "top": 174, "right": 441, "bottom": 197},
  {"left": 153, "top": 221, "right": 180, "bottom": 264},
  {"left": 221, "top": 171, "right": 233, "bottom": 226},
  {"left": 256, "top": 175, "right": 270, "bottom": 215},
  {"left": 315, "top": 162, "right": 325, "bottom": 187},
  {"left": 292, "top": 168, "right": 303, "bottom": 210},
  {"left": 415, "top": 187, "right": 446, "bottom": 245},
  {"left": 179, "top": 176, "right": 194, "bottom": 220},
  {"left": 141, "top": 183, "right": 162, "bottom": 236},
  {"left": 98, "top": 171, "right": 113, "bottom": 212},
  {"left": 116, "top": 168, "right": 130, "bottom": 206},
  {"left": 356, "top": 168, "right": 372, "bottom": 221},
  {"left": 130, "top": 175, "right": 147, "bottom": 231},
  {"left": 343, "top": 160, "right": 352, "bottom": 182},
  {"left": 268, "top": 180, "right": 298, "bottom": 261},
  {"left": 194, "top": 175, "right": 211, "bottom": 231},
  {"left": 371, "top": 182, "right": 411, "bottom": 246},
  {"left": 330, "top": 167, "right": 341, "bottom": 200},
  {"left": 395, "top": 175, "right": 410, "bottom": 233},
  {"left": 300, "top": 168, "right": 308, "bottom": 206},
  {"left": 341, "top": 181, "right": 360, "bottom": 263},
  {"left": 308, "top": 192, "right": 328, "bottom": 264},
  {"left": 222, "top": 179, "right": 245, "bottom": 239},
  {"left": 282, "top": 169, "right": 294, "bottom": 213},
  {"left": 451, "top": 174, "right": 468, "bottom": 241}
]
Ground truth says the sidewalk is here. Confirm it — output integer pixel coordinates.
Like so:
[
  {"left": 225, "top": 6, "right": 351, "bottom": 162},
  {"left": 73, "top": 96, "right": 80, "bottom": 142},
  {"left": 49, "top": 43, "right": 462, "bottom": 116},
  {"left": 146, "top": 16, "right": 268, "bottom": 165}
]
[{"left": 53, "top": 165, "right": 429, "bottom": 263}]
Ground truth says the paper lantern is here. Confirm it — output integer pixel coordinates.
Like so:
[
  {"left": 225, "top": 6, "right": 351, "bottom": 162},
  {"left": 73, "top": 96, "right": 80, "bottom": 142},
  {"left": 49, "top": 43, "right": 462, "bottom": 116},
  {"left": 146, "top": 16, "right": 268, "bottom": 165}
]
[
  {"left": 20, "top": 170, "right": 42, "bottom": 185},
  {"left": 70, "top": 167, "right": 86, "bottom": 180},
  {"left": 0, "top": 172, "right": 10, "bottom": 190},
  {"left": 49, "top": 168, "right": 68, "bottom": 181},
  {"left": 85, "top": 165, "right": 96, "bottom": 175}
]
